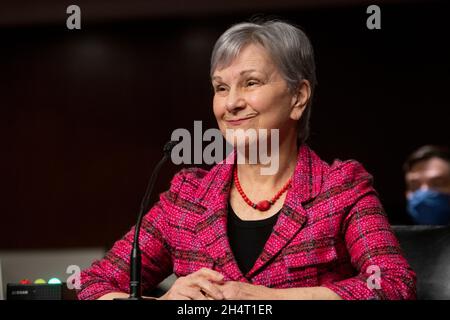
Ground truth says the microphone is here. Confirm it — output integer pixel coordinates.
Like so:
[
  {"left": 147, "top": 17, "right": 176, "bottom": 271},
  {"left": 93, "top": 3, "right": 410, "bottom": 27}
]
[{"left": 116, "top": 140, "right": 177, "bottom": 300}]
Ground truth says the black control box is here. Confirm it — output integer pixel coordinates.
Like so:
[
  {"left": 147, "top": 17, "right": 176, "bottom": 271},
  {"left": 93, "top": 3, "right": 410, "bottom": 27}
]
[{"left": 7, "top": 283, "right": 77, "bottom": 300}]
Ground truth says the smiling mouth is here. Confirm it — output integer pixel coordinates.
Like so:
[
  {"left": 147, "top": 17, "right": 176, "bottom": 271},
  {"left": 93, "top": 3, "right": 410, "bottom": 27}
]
[{"left": 224, "top": 115, "right": 256, "bottom": 125}]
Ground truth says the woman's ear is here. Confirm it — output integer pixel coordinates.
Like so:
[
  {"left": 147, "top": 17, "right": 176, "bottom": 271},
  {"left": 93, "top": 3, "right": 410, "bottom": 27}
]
[{"left": 290, "top": 80, "right": 311, "bottom": 121}]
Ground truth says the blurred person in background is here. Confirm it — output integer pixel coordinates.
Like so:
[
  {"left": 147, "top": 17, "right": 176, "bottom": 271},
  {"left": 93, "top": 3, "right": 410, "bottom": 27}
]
[{"left": 404, "top": 145, "right": 450, "bottom": 225}]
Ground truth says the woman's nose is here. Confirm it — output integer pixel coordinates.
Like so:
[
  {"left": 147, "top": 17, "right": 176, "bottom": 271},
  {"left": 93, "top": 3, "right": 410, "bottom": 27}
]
[{"left": 225, "top": 87, "right": 246, "bottom": 113}]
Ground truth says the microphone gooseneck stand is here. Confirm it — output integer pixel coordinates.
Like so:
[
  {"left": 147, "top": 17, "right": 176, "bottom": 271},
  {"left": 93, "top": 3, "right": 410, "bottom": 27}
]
[{"left": 115, "top": 140, "right": 177, "bottom": 300}]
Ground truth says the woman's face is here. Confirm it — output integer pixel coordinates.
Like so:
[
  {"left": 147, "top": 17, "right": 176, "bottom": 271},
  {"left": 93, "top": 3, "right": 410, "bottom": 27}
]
[{"left": 212, "top": 43, "right": 305, "bottom": 146}]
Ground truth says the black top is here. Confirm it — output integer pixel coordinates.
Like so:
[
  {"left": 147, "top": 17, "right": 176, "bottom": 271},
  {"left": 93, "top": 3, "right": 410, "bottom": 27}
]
[{"left": 227, "top": 203, "right": 280, "bottom": 275}]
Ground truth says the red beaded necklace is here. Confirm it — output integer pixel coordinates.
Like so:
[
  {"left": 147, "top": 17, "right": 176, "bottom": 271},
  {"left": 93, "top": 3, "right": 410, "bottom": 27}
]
[{"left": 233, "top": 167, "right": 292, "bottom": 211}]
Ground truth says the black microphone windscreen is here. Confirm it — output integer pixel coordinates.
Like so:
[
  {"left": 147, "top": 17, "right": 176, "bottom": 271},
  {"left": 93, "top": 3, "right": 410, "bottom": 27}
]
[{"left": 163, "top": 140, "right": 178, "bottom": 155}]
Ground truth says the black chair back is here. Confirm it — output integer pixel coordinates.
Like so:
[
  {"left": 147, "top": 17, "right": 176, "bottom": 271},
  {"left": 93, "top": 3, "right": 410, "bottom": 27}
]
[{"left": 392, "top": 225, "right": 450, "bottom": 300}]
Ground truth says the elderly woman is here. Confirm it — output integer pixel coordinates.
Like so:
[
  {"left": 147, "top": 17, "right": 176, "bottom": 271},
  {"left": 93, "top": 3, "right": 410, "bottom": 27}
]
[{"left": 77, "top": 20, "right": 416, "bottom": 300}]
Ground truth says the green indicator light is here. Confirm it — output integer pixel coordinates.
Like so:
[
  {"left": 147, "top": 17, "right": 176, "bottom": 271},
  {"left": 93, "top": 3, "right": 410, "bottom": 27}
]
[{"left": 48, "top": 278, "right": 62, "bottom": 284}]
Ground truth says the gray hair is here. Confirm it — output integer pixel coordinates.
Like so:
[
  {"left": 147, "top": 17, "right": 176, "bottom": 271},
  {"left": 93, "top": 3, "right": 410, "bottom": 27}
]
[{"left": 210, "top": 20, "right": 317, "bottom": 144}]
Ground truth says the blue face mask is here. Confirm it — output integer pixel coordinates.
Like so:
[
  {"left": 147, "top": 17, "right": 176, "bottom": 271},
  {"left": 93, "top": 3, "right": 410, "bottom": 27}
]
[{"left": 407, "top": 189, "right": 450, "bottom": 225}]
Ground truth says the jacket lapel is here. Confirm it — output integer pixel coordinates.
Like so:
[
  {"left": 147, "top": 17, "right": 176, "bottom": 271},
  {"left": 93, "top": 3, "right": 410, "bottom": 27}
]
[
  {"left": 246, "top": 145, "right": 325, "bottom": 279},
  {"left": 194, "top": 151, "right": 248, "bottom": 282},
  {"left": 193, "top": 145, "right": 325, "bottom": 281}
]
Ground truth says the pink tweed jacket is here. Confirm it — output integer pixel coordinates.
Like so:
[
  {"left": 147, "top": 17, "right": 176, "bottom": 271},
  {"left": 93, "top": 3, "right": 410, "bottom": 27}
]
[{"left": 77, "top": 145, "right": 416, "bottom": 300}]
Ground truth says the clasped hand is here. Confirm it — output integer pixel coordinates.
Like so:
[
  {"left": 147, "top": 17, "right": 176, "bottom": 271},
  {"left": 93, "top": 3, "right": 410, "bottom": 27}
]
[{"left": 159, "top": 268, "right": 271, "bottom": 300}]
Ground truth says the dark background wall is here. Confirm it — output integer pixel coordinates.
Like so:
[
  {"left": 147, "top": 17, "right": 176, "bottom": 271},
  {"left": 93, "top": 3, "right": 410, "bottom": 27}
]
[{"left": 1, "top": 0, "right": 448, "bottom": 250}]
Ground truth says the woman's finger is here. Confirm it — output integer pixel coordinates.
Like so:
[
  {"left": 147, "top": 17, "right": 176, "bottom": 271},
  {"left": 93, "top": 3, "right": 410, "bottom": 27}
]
[
  {"left": 179, "top": 286, "right": 208, "bottom": 300},
  {"left": 197, "top": 268, "right": 224, "bottom": 283},
  {"left": 168, "top": 293, "right": 191, "bottom": 300},
  {"left": 192, "top": 278, "right": 224, "bottom": 300}
]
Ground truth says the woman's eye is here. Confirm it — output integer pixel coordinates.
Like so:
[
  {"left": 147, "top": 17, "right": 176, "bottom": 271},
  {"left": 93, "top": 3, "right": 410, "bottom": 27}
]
[
  {"left": 215, "top": 86, "right": 226, "bottom": 92},
  {"left": 246, "top": 80, "right": 259, "bottom": 87}
]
